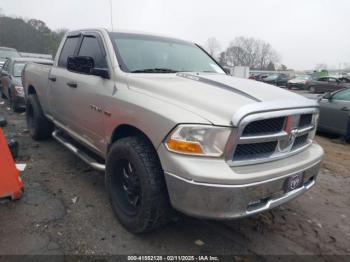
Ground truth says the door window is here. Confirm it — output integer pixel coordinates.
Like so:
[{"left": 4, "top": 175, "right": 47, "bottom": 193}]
[
  {"left": 78, "top": 36, "right": 107, "bottom": 69},
  {"left": 328, "top": 78, "right": 338, "bottom": 83},
  {"left": 332, "top": 89, "right": 350, "bottom": 101},
  {"left": 58, "top": 36, "right": 80, "bottom": 68}
]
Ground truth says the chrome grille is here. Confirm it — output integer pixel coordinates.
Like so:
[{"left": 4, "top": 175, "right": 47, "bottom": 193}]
[
  {"left": 228, "top": 109, "right": 318, "bottom": 166},
  {"left": 299, "top": 114, "right": 313, "bottom": 128},
  {"left": 292, "top": 134, "right": 309, "bottom": 150},
  {"left": 243, "top": 117, "right": 285, "bottom": 135},
  {"left": 234, "top": 141, "right": 277, "bottom": 161}
]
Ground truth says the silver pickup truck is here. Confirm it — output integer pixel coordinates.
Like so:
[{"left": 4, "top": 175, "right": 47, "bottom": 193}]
[{"left": 23, "top": 28, "right": 324, "bottom": 234}]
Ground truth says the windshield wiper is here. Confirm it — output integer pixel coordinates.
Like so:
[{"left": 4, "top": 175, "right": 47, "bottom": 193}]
[{"left": 131, "top": 68, "right": 179, "bottom": 73}]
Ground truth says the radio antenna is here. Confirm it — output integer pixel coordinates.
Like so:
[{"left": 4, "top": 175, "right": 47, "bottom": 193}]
[{"left": 109, "top": 0, "right": 114, "bottom": 32}]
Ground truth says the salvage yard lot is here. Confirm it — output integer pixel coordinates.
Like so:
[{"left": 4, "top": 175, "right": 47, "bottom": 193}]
[{"left": 0, "top": 99, "right": 349, "bottom": 257}]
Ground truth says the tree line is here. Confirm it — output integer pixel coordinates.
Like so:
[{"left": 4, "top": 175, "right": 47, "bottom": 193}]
[
  {"left": 0, "top": 14, "right": 67, "bottom": 56},
  {"left": 205, "top": 36, "right": 287, "bottom": 71}
]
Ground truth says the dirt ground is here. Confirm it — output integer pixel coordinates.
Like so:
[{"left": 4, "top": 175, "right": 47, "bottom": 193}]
[{"left": 0, "top": 100, "right": 349, "bottom": 258}]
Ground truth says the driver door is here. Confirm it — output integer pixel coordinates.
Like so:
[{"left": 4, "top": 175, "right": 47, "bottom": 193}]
[{"left": 66, "top": 33, "right": 112, "bottom": 153}]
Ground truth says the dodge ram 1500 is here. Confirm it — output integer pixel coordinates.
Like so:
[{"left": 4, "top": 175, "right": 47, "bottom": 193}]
[{"left": 23, "top": 29, "right": 324, "bottom": 234}]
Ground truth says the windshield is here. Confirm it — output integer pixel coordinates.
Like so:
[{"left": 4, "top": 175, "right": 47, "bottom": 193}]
[
  {"left": 264, "top": 74, "right": 279, "bottom": 80},
  {"left": 0, "top": 50, "right": 20, "bottom": 59},
  {"left": 110, "top": 33, "right": 225, "bottom": 74},
  {"left": 13, "top": 63, "right": 25, "bottom": 77}
]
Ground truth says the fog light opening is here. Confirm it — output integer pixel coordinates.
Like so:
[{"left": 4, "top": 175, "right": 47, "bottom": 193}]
[{"left": 247, "top": 197, "right": 269, "bottom": 211}]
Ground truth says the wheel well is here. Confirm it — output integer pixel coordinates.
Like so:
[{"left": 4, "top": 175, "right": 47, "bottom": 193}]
[
  {"left": 27, "top": 85, "right": 37, "bottom": 95},
  {"left": 109, "top": 125, "right": 156, "bottom": 152}
]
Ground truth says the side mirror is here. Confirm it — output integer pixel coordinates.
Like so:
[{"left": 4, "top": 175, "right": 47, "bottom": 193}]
[
  {"left": 67, "top": 56, "right": 94, "bottom": 74},
  {"left": 90, "top": 68, "right": 109, "bottom": 79},
  {"left": 323, "top": 92, "right": 332, "bottom": 100},
  {"left": 67, "top": 56, "right": 109, "bottom": 79}
]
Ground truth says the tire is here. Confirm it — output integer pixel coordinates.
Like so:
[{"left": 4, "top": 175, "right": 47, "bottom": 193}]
[
  {"left": 345, "top": 118, "right": 350, "bottom": 143},
  {"left": 309, "top": 86, "right": 316, "bottom": 93},
  {"left": 8, "top": 90, "right": 20, "bottom": 112},
  {"left": 26, "top": 94, "right": 54, "bottom": 140},
  {"left": 106, "top": 136, "right": 172, "bottom": 234},
  {"left": 0, "top": 88, "right": 6, "bottom": 99}
]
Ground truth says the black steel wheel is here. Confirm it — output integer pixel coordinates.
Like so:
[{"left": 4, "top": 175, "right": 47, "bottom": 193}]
[
  {"left": 106, "top": 136, "right": 172, "bottom": 234},
  {"left": 112, "top": 159, "right": 141, "bottom": 216}
]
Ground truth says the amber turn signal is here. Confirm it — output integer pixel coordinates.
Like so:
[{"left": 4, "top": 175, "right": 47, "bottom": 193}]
[{"left": 166, "top": 139, "right": 204, "bottom": 155}]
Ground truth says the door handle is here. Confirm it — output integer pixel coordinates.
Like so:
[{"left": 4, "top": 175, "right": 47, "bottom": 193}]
[
  {"left": 341, "top": 107, "right": 349, "bottom": 112},
  {"left": 67, "top": 81, "right": 78, "bottom": 88},
  {"left": 48, "top": 76, "right": 56, "bottom": 82}
]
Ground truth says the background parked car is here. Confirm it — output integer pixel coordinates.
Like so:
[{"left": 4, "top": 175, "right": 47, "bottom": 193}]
[
  {"left": 306, "top": 76, "right": 350, "bottom": 93},
  {"left": 262, "top": 73, "right": 290, "bottom": 87},
  {"left": 254, "top": 73, "right": 271, "bottom": 81},
  {"left": 318, "top": 88, "right": 350, "bottom": 141},
  {"left": 0, "top": 47, "right": 21, "bottom": 68},
  {"left": 287, "top": 75, "right": 312, "bottom": 90},
  {"left": 0, "top": 57, "right": 53, "bottom": 111}
]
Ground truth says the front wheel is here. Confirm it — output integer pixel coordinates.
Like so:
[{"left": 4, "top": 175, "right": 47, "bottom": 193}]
[
  {"left": 309, "top": 86, "right": 316, "bottom": 93},
  {"left": 106, "top": 136, "right": 172, "bottom": 234}
]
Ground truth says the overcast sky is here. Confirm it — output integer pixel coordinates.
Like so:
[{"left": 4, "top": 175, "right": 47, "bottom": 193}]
[{"left": 0, "top": 0, "right": 349, "bottom": 70}]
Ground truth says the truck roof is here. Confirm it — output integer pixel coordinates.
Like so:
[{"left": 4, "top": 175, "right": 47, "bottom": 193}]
[
  {"left": 11, "top": 57, "right": 53, "bottom": 64},
  {"left": 66, "top": 28, "right": 192, "bottom": 45},
  {"left": 0, "top": 46, "right": 18, "bottom": 51}
]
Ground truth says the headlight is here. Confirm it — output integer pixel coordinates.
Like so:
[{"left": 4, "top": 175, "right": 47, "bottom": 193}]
[
  {"left": 14, "top": 86, "right": 24, "bottom": 95},
  {"left": 165, "top": 125, "right": 232, "bottom": 157}
]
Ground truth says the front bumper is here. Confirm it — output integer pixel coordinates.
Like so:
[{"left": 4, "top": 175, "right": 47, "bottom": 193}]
[{"left": 159, "top": 143, "right": 323, "bottom": 219}]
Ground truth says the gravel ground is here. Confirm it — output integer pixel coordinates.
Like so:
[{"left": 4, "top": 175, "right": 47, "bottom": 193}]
[{"left": 0, "top": 99, "right": 349, "bottom": 257}]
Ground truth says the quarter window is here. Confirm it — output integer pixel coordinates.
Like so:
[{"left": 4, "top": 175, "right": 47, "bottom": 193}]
[
  {"left": 58, "top": 36, "right": 80, "bottom": 68},
  {"left": 78, "top": 36, "right": 107, "bottom": 68}
]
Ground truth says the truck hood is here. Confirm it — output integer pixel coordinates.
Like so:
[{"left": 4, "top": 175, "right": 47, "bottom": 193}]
[{"left": 127, "top": 73, "right": 315, "bottom": 126}]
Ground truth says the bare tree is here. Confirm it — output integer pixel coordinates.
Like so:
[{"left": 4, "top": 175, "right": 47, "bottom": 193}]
[
  {"left": 315, "top": 63, "right": 328, "bottom": 70},
  {"left": 224, "top": 36, "right": 279, "bottom": 69},
  {"left": 205, "top": 37, "right": 221, "bottom": 57}
]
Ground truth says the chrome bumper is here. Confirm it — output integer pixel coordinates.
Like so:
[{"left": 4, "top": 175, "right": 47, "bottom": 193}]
[{"left": 164, "top": 161, "right": 321, "bottom": 219}]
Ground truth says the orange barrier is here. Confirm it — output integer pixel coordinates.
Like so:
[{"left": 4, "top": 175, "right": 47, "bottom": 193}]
[{"left": 0, "top": 128, "right": 24, "bottom": 200}]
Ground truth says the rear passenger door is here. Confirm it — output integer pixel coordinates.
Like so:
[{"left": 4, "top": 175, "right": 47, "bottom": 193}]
[{"left": 49, "top": 35, "right": 81, "bottom": 126}]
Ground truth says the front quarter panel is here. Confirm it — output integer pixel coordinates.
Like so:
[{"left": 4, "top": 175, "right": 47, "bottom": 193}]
[{"left": 103, "top": 84, "right": 210, "bottom": 155}]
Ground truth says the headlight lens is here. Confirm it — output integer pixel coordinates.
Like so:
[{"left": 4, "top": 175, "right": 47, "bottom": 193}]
[{"left": 165, "top": 125, "right": 232, "bottom": 157}]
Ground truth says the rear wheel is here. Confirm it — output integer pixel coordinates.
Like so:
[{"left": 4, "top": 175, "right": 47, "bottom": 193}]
[
  {"left": 309, "top": 86, "right": 316, "bottom": 93},
  {"left": 106, "top": 136, "right": 172, "bottom": 234},
  {"left": 8, "top": 90, "right": 20, "bottom": 112},
  {"left": 26, "top": 94, "right": 54, "bottom": 140},
  {"left": 0, "top": 89, "right": 6, "bottom": 99}
]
